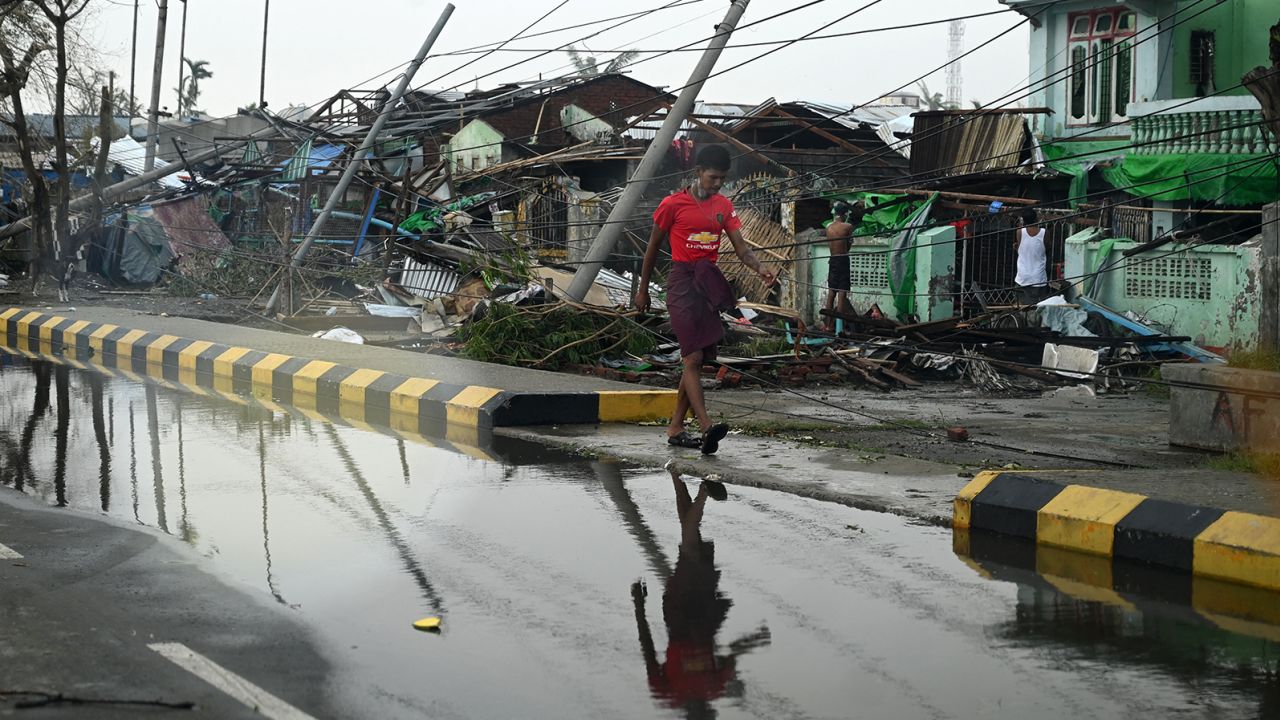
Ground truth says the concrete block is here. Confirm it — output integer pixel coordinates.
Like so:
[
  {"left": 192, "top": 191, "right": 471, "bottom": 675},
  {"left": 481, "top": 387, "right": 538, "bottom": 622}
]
[{"left": 1163, "top": 363, "right": 1280, "bottom": 454}]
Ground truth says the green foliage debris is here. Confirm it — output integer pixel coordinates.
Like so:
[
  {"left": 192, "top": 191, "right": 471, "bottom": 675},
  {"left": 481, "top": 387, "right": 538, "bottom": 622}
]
[
  {"left": 1228, "top": 350, "right": 1280, "bottom": 373},
  {"left": 1204, "top": 452, "right": 1280, "bottom": 480},
  {"left": 457, "top": 302, "right": 655, "bottom": 370}
]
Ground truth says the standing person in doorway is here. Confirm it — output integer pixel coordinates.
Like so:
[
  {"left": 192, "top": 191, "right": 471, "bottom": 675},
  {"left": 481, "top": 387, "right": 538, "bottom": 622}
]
[
  {"left": 822, "top": 200, "right": 865, "bottom": 331},
  {"left": 1013, "top": 207, "right": 1048, "bottom": 305},
  {"left": 634, "top": 144, "right": 775, "bottom": 455}
]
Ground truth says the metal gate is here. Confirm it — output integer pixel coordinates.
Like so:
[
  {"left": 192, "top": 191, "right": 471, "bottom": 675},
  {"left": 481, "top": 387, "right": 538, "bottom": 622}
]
[
  {"left": 524, "top": 180, "right": 571, "bottom": 260},
  {"left": 956, "top": 209, "right": 1071, "bottom": 312}
]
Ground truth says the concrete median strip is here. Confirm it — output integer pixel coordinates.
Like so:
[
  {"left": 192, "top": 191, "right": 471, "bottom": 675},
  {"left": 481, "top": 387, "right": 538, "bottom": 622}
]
[
  {"left": 0, "top": 307, "right": 675, "bottom": 430},
  {"left": 955, "top": 470, "right": 1280, "bottom": 591}
]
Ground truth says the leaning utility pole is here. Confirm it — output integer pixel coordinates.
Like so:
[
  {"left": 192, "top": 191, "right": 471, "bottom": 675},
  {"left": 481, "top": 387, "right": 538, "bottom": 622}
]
[
  {"left": 258, "top": 0, "right": 269, "bottom": 107},
  {"left": 129, "top": 0, "right": 139, "bottom": 119},
  {"left": 263, "top": 3, "right": 455, "bottom": 314},
  {"left": 144, "top": 0, "right": 169, "bottom": 171},
  {"left": 176, "top": 0, "right": 188, "bottom": 117},
  {"left": 566, "top": 0, "right": 750, "bottom": 302}
]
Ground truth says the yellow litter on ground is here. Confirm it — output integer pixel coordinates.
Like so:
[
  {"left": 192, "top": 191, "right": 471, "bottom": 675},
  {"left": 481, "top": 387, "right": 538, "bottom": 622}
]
[{"left": 413, "top": 617, "right": 442, "bottom": 632}]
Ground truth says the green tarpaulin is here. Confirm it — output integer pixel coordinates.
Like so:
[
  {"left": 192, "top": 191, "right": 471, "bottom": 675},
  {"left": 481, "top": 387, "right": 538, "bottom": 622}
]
[
  {"left": 887, "top": 195, "right": 937, "bottom": 319},
  {"left": 1042, "top": 141, "right": 1279, "bottom": 206},
  {"left": 1041, "top": 140, "right": 1129, "bottom": 208},
  {"left": 822, "top": 192, "right": 925, "bottom": 237},
  {"left": 1099, "top": 153, "right": 1279, "bottom": 205}
]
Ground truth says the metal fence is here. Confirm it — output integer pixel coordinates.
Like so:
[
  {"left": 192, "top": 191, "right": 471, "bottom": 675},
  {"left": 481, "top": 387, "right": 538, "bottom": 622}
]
[{"left": 956, "top": 209, "right": 1072, "bottom": 311}]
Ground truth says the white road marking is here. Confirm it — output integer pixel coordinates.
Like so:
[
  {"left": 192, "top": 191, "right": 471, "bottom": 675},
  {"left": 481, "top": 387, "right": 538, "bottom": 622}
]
[
  {"left": 0, "top": 541, "right": 22, "bottom": 559},
  {"left": 147, "top": 642, "right": 316, "bottom": 720}
]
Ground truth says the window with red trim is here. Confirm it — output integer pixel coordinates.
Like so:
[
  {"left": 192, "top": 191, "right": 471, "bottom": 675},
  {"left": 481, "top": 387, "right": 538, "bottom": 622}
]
[{"left": 1067, "top": 8, "right": 1136, "bottom": 126}]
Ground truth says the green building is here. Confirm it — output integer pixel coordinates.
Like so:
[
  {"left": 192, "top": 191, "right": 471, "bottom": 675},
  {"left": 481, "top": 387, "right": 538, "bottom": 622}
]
[{"left": 1000, "top": 0, "right": 1279, "bottom": 350}]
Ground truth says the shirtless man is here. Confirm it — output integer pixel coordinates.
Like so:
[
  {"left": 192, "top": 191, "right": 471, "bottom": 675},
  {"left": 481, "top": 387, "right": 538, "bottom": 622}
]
[{"left": 823, "top": 200, "right": 864, "bottom": 331}]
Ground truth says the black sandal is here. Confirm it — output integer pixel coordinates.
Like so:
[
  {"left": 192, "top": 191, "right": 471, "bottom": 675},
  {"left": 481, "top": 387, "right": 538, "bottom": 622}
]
[
  {"left": 667, "top": 431, "right": 703, "bottom": 449},
  {"left": 701, "top": 423, "right": 730, "bottom": 455}
]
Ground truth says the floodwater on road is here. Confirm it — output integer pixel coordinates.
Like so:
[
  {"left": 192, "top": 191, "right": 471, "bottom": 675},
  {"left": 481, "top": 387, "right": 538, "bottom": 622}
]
[{"left": 3, "top": 351, "right": 1280, "bottom": 719}]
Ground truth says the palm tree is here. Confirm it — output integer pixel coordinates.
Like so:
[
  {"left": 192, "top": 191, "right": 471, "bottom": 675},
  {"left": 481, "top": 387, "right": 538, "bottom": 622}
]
[
  {"left": 566, "top": 46, "right": 639, "bottom": 76},
  {"left": 915, "top": 81, "right": 947, "bottom": 111},
  {"left": 174, "top": 57, "right": 212, "bottom": 114}
]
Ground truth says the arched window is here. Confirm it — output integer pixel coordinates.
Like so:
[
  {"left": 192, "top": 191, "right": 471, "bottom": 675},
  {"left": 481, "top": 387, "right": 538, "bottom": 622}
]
[{"left": 1066, "top": 9, "right": 1137, "bottom": 126}]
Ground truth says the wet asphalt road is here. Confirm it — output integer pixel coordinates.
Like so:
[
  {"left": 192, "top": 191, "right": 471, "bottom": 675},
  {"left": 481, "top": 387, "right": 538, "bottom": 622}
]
[{"left": 3, "top": 353, "right": 1280, "bottom": 719}]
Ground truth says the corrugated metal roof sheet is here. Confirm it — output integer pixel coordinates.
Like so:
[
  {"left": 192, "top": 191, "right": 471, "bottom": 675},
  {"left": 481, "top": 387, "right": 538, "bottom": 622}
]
[
  {"left": 623, "top": 100, "right": 754, "bottom": 141},
  {"left": 241, "top": 140, "right": 262, "bottom": 165},
  {"left": 787, "top": 101, "right": 917, "bottom": 129},
  {"left": 399, "top": 256, "right": 461, "bottom": 299},
  {"left": 97, "top": 135, "right": 186, "bottom": 189},
  {"left": 280, "top": 142, "right": 343, "bottom": 181},
  {"left": 0, "top": 113, "right": 130, "bottom": 140},
  {"left": 909, "top": 112, "right": 1031, "bottom": 178}
]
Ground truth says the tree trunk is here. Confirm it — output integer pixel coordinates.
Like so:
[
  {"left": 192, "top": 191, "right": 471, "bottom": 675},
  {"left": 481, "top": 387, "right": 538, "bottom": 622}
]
[
  {"left": 0, "top": 37, "right": 53, "bottom": 291},
  {"left": 5, "top": 85, "right": 53, "bottom": 289},
  {"left": 51, "top": 5, "right": 72, "bottom": 271},
  {"left": 93, "top": 85, "right": 113, "bottom": 213}
]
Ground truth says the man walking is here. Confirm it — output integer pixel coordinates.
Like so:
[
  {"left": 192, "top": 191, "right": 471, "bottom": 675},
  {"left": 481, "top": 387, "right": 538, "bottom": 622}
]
[{"left": 633, "top": 145, "right": 775, "bottom": 455}]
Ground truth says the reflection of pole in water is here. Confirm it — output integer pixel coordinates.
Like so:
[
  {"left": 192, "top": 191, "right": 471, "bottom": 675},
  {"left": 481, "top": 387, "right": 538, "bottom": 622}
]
[
  {"left": 129, "top": 401, "right": 139, "bottom": 523},
  {"left": 89, "top": 373, "right": 112, "bottom": 512},
  {"left": 259, "top": 419, "right": 286, "bottom": 604},
  {"left": 397, "top": 437, "right": 411, "bottom": 486},
  {"left": 53, "top": 365, "right": 70, "bottom": 507},
  {"left": 16, "top": 362, "right": 53, "bottom": 492},
  {"left": 324, "top": 424, "right": 445, "bottom": 612},
  {"left": 593, "top": 461, "right": 672, "bottom": 580},
  {"left": 176, "top": 396, "right": 192, "bottom": 543},
  {"left": 145, "top": 385, "right": 169, "bottom": 533}
]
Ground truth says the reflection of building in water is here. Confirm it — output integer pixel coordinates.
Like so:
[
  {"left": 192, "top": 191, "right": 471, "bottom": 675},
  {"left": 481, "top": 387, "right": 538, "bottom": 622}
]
[{"left": 957, "top": 530, "right": 1280, "bottom": 714}]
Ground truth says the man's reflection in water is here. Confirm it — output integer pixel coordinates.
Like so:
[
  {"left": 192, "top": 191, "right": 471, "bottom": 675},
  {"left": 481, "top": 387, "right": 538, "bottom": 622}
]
[{"left": 633, "top": 466, "right": 771, "bottom": 719}]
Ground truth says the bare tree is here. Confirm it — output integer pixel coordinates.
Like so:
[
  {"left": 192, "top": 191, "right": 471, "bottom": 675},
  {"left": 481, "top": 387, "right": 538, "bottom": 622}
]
[
  {"left": 32, "top": 0, "right": 93, "bottom": 288},
  {"left": 0, "top": 2, "right": 54, "bottom": 285},
  {"left": 68, "top": 65, "right": 139, "bottom": 118}
]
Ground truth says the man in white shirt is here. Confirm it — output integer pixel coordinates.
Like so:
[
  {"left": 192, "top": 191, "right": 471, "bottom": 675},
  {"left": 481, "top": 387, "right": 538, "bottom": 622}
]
[{"left": 1013, "top": 208, "right": 1048, "bottom": 305}]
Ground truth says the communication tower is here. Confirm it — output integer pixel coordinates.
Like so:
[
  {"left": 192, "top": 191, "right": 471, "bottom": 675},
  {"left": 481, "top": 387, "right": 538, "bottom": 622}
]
[{"left": 946, "top": 20, "right": 965, "bottom": 108}]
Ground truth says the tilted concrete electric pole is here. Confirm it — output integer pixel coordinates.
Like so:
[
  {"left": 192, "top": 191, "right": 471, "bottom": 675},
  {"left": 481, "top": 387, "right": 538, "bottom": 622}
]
[
  {"left": 263, "top": 3, "right": 455, "bottom": 314},
  {"left": 143, "top": 0, "right": 169, "bottom": 171},
  {"left": 565, "top": 0, "right": 750, "bottom": 302}
]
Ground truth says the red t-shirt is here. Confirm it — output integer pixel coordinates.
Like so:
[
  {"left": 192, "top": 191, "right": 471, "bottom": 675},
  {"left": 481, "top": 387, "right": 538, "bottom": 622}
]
[
  {"left": 650, "top": 642, "right": 733, "bottom": 707},
  {"left": 652, "top": 189, "right": 742, "bottom": 263}
]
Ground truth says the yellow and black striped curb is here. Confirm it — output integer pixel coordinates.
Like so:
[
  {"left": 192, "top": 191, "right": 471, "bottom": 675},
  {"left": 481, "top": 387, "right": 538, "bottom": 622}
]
[
  {"left": 0, "top": 344, "right": 508, "bottom": 463},
  {"left": 955, "top": 470, "right": 1280, "bottom": 592},
  {"left": 954, "top": 529, "right": 1280, "bottom": 645},
  {"left": 0, "top": 308, "right": 676, "bottom": 431}
]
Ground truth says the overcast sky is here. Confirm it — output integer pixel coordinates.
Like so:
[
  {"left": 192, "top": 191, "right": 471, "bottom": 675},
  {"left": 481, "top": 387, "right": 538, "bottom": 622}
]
[{"left": 84, "top": 0, "right": 1031, "bottom": 118}]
